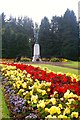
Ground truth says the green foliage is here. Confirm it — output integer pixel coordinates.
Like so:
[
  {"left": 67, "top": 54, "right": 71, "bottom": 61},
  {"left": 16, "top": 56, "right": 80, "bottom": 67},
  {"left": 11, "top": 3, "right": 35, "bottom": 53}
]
[
  {"left": 0, "top": 77, "right": 10, "bottom": 119},
  {"left": 43, "top": 57, "right": 69, "bottom": 62},
  {"left": 38, "top": 10, "right": 78, "bottom": 60},
  {"left": 39, "top": 17, "right": 51, "bottom": 58},
  {"left": 50, "top": 57, "right": 60, "bottom": 62},
  {"left": 2, "top": 13, "right": 34, "bottom": 58},
  {"left": 41, "top": 58, "right": 50, "bottom": 62}
]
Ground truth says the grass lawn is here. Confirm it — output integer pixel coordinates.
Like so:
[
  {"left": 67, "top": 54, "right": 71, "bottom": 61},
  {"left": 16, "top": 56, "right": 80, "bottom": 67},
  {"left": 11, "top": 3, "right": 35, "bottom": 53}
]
[
  {"left": 0, "top": 75, "right": 11, "bottom": 119},
  {"left": 31, "top": 64, "right": 79, "bottom": 75},
  {"left": 63, "top": 61, "right": 79, "bottom": 69}
]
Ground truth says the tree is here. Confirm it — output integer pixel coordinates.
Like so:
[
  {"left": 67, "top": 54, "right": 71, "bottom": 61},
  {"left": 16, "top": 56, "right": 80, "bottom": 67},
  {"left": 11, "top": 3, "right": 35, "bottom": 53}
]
[
  {"left": 62, "top": 9, "right": 78, "bottom": 60},
  {"left": 2, "top": 14, "right": 34, "bottom": 58},
  {"left": 50, "top": 16, "right": 63, "bottom": 57},
  {"left": 39, "top": 17, "right": 51, "bottom": 58}
]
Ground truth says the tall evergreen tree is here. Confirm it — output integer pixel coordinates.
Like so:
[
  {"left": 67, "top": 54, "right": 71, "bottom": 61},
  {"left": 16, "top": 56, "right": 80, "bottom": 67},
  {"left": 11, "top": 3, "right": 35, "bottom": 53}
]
[
  {"left": 62, "top": 9, "right": 78, "bottom": 60},
  {"left": 2, "top": 14, "right": 34, "bottom": 58},
  {"left": 39, "top": 17, "right": 51, "bottom": 58},
  {"left": 50, "top": 16, "right": 63, "bottom": 57}
]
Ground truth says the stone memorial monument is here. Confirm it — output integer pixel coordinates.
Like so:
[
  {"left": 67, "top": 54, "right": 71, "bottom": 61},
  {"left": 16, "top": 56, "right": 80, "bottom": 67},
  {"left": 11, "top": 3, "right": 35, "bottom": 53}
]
[{"left": 32, "top": 23, "right": 41, "bottom": 62}]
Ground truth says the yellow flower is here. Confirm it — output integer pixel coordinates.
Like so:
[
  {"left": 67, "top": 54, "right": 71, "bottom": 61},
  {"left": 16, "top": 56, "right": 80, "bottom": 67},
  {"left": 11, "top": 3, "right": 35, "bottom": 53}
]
[
  {"left": 17, "top": 84, "right": 20, "bottom": 89},
  {"left": 47, "top": 88, "right": 50, "bottom": 92},
  {"left": 23, "top": 92, "right": 27, "bottom": 96},
  {"left": 52, "top": 115, "right": 57, "bottom": 118},
  {"left": 58, "top": 115, "right": 68, "bottom": 118},
  {"left": 33, "top": 83, "right": 38, "bottom": 88},
  {"left": 18, "top": 89, "right": 25, "bottom": 94},
  {"left": 56, "top": 107, "right": 61, "bottom": 114},
  {"left": 64, "top": 90, "right": 75, "bottom": 99},
  {"left": 27, "top": 74, "right": 30, "bottom": 78},
  {"left": 27, "top": 101, "right": 30, "bottom": 104},
  {"left": 31, "top": 95, "right": 38, "bottom": 103},
  {"left": 46, "top": 82, "right": 51, "bottom": 86},
  {"left": 42, "top": 90, "right": 47, "bottom": 96},
  {"left": 73, "top": 94, "right": 78, "bottom": 98},
  {"left": 68, "top": 98, "right": 75, "bottom": 104},
  {"left": 78, "top": 96, "right": 80, "bottom": 101},
  {"left": 71, "top": 112, "right": 78, "bottom": 118},
  {"left": 64, "top": 90, "right": 70, "bottom": 99},
  {"left": 63, "top": 107, "right": 70, "bottom": 115},
  {"left": 45, "top": 108, "right": 49, "bottom": 112},
  {"left": 53, "top": 91, "right": 58, "bottom": 95},
  {"left": 37, "top": 88, "right": 41, "bottom": 93},
  {"left": 49, "top": 106, "right": 57, "bottom": 115},
  {"left": 69, "top": 92, "right": 74, "bottom": 98},
  {"left": 45, "top": 100, "right": 50, "bottom": 105},
  {"left": 30, "top": 90, "right": 33, "bottom": 95},
  {"left": 58, "top": 104, "right": 62, "bottom": 109},
  {"left": 45, "top": 114, "right": 53, "bottom": 119},
  {"left": 37, "top": 100, "right": 45, "bottom": 108},
  {"left": 22, "top": 82, "right": 27, "bottom": 88},
  {"left": 50, "top": 98, "right": 56, "bottom": 105},
  {"left": 13, "top": 83, "right": 16, "bottom": 88}
]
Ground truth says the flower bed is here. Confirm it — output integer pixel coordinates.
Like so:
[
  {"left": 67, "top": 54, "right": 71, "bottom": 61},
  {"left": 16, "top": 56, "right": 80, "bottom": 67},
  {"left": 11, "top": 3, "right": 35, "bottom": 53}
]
[{"left": 0, "top": 62, "right": 80, "bottom": 119}]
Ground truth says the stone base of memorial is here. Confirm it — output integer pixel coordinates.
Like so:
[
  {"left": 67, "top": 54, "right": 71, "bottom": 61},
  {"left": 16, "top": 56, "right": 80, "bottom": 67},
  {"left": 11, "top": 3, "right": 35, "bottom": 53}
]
[{"left": 32, "top": 43, "right": 41, "bottom": 62}]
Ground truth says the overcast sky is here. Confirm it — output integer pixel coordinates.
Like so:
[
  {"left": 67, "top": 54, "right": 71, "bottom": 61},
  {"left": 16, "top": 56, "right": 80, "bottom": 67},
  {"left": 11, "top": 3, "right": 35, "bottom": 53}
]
[{"left": 0, "top": 0, "right": 79, "bottom": 24}]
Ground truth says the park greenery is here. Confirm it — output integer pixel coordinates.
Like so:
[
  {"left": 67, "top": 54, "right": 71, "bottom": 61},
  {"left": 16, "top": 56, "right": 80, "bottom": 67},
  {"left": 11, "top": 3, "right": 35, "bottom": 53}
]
[
  {"left": 0, "top": 7, "right": 79, "bottom": 120},
  {"left": 1, "top": 8, "right": 79, "bottom": 61}
]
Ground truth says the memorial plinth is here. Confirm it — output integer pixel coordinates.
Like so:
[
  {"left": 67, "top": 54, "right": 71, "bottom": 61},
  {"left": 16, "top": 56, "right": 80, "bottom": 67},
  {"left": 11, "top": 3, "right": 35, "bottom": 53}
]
[{"left": 32, "top": 43, "right": 40, "bottom": 62}]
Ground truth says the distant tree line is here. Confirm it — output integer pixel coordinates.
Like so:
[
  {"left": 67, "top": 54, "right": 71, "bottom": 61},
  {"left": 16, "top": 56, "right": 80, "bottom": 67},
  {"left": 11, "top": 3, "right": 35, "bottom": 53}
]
[{"left": 1, "top": 9, "right": 79, "bottom": 60}]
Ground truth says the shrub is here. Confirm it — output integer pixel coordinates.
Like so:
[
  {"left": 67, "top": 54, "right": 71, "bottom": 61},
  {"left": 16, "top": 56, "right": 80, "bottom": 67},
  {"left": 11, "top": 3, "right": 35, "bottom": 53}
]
[
  {"left": 50, "top": 57, "right": 69, "bottom": 62},
  {"left": 20, "top": 57, "right": 31, "bottom": 62},
  {"left": 42, "top": 58, "right": 50, "bottom": 62},
  {"left": 50, "top": 57, "right": 60, "bottom": 62}
]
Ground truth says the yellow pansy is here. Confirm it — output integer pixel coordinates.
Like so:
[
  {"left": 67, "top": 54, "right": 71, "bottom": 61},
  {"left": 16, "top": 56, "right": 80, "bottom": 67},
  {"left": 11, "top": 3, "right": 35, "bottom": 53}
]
[
  {"left": 78, "top": 96, "right": 80, "bottom": 100},
  {"left": 47, "top": 88, "right": 50, "bottom": 92},
  {"left": 45, "top": 114, "right": 53, "bottom": 119},
  {"left": 17, "top": 84, "right": 20, "bottom": 89},
  {"left": 68, "top": 98, "right": 75, "bottom": 104},
  {"left": 13, "top": 83, "right": 16, "bottom": 88},
  {"left": 23, "top": 92, "right": 27, "bottom": 96},
  {"left": 46, "top": 82, "right": 51, "bottom": 86},
  {"left": 22, "top": 82, "right": 27, "bottom": 88},
  {"left": 37, "top": 88, "right": 41, "bottom": 93},
  {"left": 18, "top": 89, "right": 24, "bottom": 93},
  {"left": 37, "top": 100, "right": 45, "bottom": 108},
  {"left": 31, "top": 95, "right": 38, "bottom": 103},
  {"left": 64, "top": 90, "right": 70, "bottom": 99},
  {"left": 49, "top": 106, "right": 57, "bottom": 115},
  {"left": 58, "top": 104, "right": 62, "bottom": 109},
  {"left": 30, "top": 90, "right": 33, "bottom": 96},
  {"left": 63, "top": 107, "right": 70, "bottom": 115},
  {"left": 50, "top": 98, "right": 56, "bottom": 105},
  {"left": 71, "top": 112, "right": 78, "bottom": 118},
  {"left": 45, "top": 100, "right": 50, "bottom": 105},
  {"left": 56, "top": 107, "right": 61, "bottom": 114},
  {"left": 45, "top": 108, "right": 49, "bottom": 112},
  {"left": 42, "top": 90, "right": 47, "bottom": 96},
  {"left": 58, "top": 115, "right": 68, "bottom": 118},
  {"left": 27, "top": 74, "right": 31, "bottom": 77}
]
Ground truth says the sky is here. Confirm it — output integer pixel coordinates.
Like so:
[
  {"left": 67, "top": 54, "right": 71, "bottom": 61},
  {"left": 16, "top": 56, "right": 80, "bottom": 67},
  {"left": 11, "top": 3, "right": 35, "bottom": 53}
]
[{"left": 0, "top": 0, "right": 79, "bottom": 24}]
